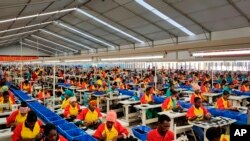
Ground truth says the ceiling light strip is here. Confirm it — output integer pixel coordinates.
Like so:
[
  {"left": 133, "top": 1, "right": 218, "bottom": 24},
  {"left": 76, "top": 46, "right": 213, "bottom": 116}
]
[
  {"left": 193, "top": 50, "right": 250, "bottom": 57},
  {"left": 0, "top": 21, "right": 52, "bottom": 34},
  {"left": 40, "top": 29, "right": 93, "bottom": 50},
  {"left": 54, "top": 21, "right": 115, "bottom": 49},
  {"left": 31, "top": 35, "right": 78, "bottom": 52},
  {"left": 64, "top": 59, "right": 92, "bottom": 62},
  {"left": 135, "top": 0, "right": 195, "bottom": 36},
  {"left": 101, "top": 55, "right": 163, "bottom": 61},
  {"left": 76, "top": 8, "right": 144, "bottom": 43},
  {"left": 0, "top": 8, "right": 76, "bottom": 24}
]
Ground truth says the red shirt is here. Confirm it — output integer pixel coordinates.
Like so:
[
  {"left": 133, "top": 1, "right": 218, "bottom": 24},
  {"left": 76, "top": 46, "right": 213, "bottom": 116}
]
[{"left": 147, "top": 129, "right": 174, "bottom": 141}]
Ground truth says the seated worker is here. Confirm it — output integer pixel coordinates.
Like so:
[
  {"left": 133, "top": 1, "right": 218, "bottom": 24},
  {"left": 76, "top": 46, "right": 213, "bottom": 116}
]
[
  {"left": 140, "top": 87, "right": 154, "bottom": 104},
  {"left": 206, "top": 127, "right": 229, "bottom": 141},
  {"left": 0, "top": 91, "right": 14, "bottom": 112},
  {"left": 201, "top": 81, "right": 211, "bottom": 93},
  {"left": 96, "top": 76, "right": 103, "bottom": 86},
  {"left": 41, "top": 123, "right": 67, "bottom": 141},
  {"left": 240, "top": 81, "right": 249, "bottom": 92},
  {"left": 21, "top": 80, "right": 32, "bottom": 93},
  {"left": 37, "top": 89, "right": 51, "bottom": 101},
  {"left": 162, "top": 91, "right": 180, "bottom": 111},
  {"left": 96, "top": 84, "right": 104, "bottom": 92},
  {"left": 147, "top": 115, "right": 174, "bottom": 141},
  {"left": 215, "top": 90, "right": 237, "bottom": 110},
  {"left": 223, "top": 82, "right": 234, "bottom": 93},
  {"left": 115, "top": 75, "right": 122, "bottom": 82},
  {"left": 190, "top": 89, "right": 206, "bottom": 104},
  {"left": 1, "top": 85, "right": 15, "bottom": 103},
  {"left": 119, "top": 80, "right": 127, "bottom": 90},
  {"left": 165, "top": 83, "right": 174, "bottom": 98},
  {"left": 6, "top": 102, "right": 29, "bottom": 130},
  {"left": 93, "top": 110, "right": 129, "bottom": 141},
  {"left": 12, "top": 111, "right": 43, "bottom": 141},
  {"left": 77, "top": 78, "right": 87, "bottom": 89},
  {"left": 76, "top": 98, "right": 102, "bottom": 128},
  {"left": 186, "top": 97, "right": 211, "bottom": 141},
  {"left": 61, "top": 90, "right": 74, "bottom": 109},
  {"left": 64, "top": 97, "right": 81, "bottom": 120},
  {"left": 214, "top": 82, "right": 221, "bottom": 89},
  {"left": 141, "top": 87, "right": 158, "bottom": 119},
  {"left": 89, "top": 83, "right": 96, "bottom": 91},
  {"left": 107, "top": 82, "right": 118, "bottom": 93}
]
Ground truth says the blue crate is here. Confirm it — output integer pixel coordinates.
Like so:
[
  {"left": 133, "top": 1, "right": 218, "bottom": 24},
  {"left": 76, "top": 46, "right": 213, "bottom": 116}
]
[
  {"left": 47, "top": 116, "right": 61, "bottom": 122},
  {"left": 52, "top": 119, "right": 67, "bottom": 126},
  {"left": 58, "top": 123, "right": 78, "bottom": 131},
  {"left": 73, "top": 135, "right": 97, "bottom": 141},
  {"left": 64, "top": 129, "right": 86, "bottom": 141},
  {"left": 132, "top": 125, "right": 151, "bottom": 141},
  {"left": 223, "top": 111, "right": 242, "bottom": 120}
]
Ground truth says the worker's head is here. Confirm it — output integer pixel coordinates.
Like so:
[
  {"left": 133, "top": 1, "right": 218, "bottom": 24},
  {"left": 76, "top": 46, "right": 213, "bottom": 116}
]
[
  {"left": 43, "top": 123, "right": 59, "bottom": 141},
  {"left": 1, "top": 85, "right": 9, "bottom": 92},
  {"left": 157, "top": 114, "right": 171, "bottom": 135},
  {"left": 64, "top": 90, "right": 74, "bottom": 99},
  {"left": 106, "top": 110, "right": 117, "bottom": 128},
  {"left": 222, "top": 90, "right": 230, "bottom": 100},
  {"left": 112, "top": 82, "right": 117, "bottom": 89},
  {"left": 26, "top": 111, "right": 37, "bottom": 129},
  {"left": 146, "top": 87, "right": 153, "bottom": 94},
  {"left": 3, "top": 91, "right": 9, "bottom": 103},
  {"left": 228, "top": 82, "right": 234, "bottom": 89},
  {"left": 171, "top": 91, "right": 178, "bottom": 100},
  {"left": 204, "top": 81, "right": 210, "bottom": 87},
  {"left": 19, "top": 102, "right": 29, "bottom": 116},
  {"left": 69, "top": 97, "right": 77, "bottom": 107},
  {"left": 24, "top": 80, "right": 29, "bottom": 85},
  {"left": 206, "top": 127, "right": 221, "bottom": 141},
  {"left": 194, "top": 97, "right": 202, "bottom": 108},
  {"left": 194, "top": 89, "right": 201, "bottom": 94},
  {"left": 89, "top": 98, "right": 97, "bottom": 111}
]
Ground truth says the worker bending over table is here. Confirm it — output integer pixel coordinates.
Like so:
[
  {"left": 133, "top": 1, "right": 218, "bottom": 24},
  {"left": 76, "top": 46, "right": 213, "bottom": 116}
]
[
  {"left": 162, "top": 91, "right": 180, "bottom": 111},
  {"left": 12, "top": 111, "right": 43, "bottom": 141},
  {"left": 215, "top": 90, "right": 237, "bottom": 110},
  {"left": 6, "top": 102, "right": 29, "bottom": 130},
  {"left": 186, "top": 97, "right": 211, "bottom": 141},
  {"left": 190, "top": 89, "right": 206, "bottom": 104},
  {"left": 76, "top": 98, "right": 102, "bottom": 129}
]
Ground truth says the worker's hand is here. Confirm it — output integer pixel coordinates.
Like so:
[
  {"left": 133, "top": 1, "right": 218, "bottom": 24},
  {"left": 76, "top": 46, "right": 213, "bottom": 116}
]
[
  {"left": 205, "top": 113, "right": 211, "bottom": 119},
  {"left": 83, "top": 122, "right": 89, "bottom": 127},
  {"left": 112, "top": 137, "right": 118, "bottom": 141},
  {"left": 102, "top": 132, "right": 107, "bottom": 140},
  {"left": 11, "top": 122, "right": 18, "bottom": 128}
]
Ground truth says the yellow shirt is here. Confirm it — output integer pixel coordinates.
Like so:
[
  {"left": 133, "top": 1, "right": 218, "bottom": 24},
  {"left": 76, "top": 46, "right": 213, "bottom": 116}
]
[
  {"left": 145, "top": 94, "right": 152, "bottom": 102},
  {"left": 21, "top": 122, "right": 40, "bottom": 140},
  {"left": 85, "top": 109, "right": 99, "bottom": 123},
  {"left": 194, "top": 107, "right": 204, "bottom": 121},
  {"left": 97, "top": 80, "right": 103, "bottom": 86}
]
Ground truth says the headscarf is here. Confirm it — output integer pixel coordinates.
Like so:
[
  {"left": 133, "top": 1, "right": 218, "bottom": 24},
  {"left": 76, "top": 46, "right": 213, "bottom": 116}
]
[{"left": 106, "top": 110, "right": 117, "bottom": 123}]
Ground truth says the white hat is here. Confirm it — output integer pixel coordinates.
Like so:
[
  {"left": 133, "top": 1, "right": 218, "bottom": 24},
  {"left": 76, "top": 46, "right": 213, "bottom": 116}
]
[{"left": 69, "top": 96, "right": 77, "bottom": 102}]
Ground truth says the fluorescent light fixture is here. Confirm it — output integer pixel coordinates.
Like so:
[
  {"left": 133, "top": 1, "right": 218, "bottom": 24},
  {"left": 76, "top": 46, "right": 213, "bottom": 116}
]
[
  {"left": 64, "top": 59, "right": 92, "bottom": 62},
  {"left": 44, "top": 60, "right": 60, "bottom": 63},
  {"left": 54, "top": 21, "right": 115, "bottom": 49},
  {"left": 193, "top": 50, "right": 250, "bottom": 57},
  {"left": 0, "top": 30, "right": 37, "bottom": 39},
  {"left": 135, "top": 0, "right": 195, "bottom": 36},
  {"left": 0, "top": 8, "right": 75, "bottom": 24},
  {"left": 22, "top": 42, "right": 55, "bottom": 54},
  {"left": 40, "top": 29, "right": 93, "bottom": 50},
  {"left": 30, "top": 61, "right": 42, "bottom": 64},
  {"left": 76, "top": 8, "right": 144, "bottom": 43},
  {"left": 31, "top": 35, "right": 78, "bottom": 52},
  {"left": 24, "top": 39, "right": 65, "bottom": 53},
  {"left": 101, "top": 55, "right": 163, "bottom": 61},
  {"left": 0, "top": 21, "right": 52, "bottom": 34}
]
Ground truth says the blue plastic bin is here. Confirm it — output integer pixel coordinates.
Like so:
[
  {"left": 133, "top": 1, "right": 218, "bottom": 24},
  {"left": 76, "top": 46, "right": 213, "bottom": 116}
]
[
  {"left": 132, "top": 126, "right": 151, "bottom": 141},
  {"left": 73, "top": 135, "right": 97, "bottom": 141},
  {"left": 52, "top": 119, "right": 67, "bottom": 126},
  {"left": 65, "top": 129, "right": 86, "bottom": 140},
  {"left": 58, "top": 123, "right": 78, "bottom": 131}
]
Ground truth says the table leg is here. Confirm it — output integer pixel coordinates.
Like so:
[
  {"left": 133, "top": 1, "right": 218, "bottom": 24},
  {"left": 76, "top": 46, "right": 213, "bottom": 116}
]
[
  {"left": 141, "top": 109, "right": 146, "bottom": 125},
  {"left": 204, "top": 128, "right": 208, "bottom": 141},
  {"left": 170, "top": 118, "right": 174, "bottom": 131},
  {"left": 209, "top": 97, "right": 212, "bottom": 104},
  {"left": 125, "top": 105, "right": 129, "bottom": 122},
  {"left": 107, "top": 99, "right": 110, "bottom": 112},
  {"left": 97, "top": 97, "right": 100, "bottom": 109}
]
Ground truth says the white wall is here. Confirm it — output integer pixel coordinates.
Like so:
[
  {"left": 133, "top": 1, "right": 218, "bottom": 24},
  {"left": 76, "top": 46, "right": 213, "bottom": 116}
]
[{"left": 0, "top": 44, "right": 49, "bottom": 56}]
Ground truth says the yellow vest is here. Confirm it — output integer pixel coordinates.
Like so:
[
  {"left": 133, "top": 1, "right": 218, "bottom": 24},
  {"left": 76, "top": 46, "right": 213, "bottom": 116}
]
[
  {"left": 145, "top": 94, "right": 152, "bottom": 102},
  {"left": 21, "top": 122, "right": 40, "bottom": 140},
  {"left": 194, "top": 107, "right": 204, "bottom": 121},
  {"left": 102, "top": 125, "right": 118, "bottom": 141},
  {"left": 85, "top": 109, "right": 99, "bottom": 123},
  {"left": 15, "top": 111, "right": 27, "bottom": 124},
  {"left": 69, "top": 105, "right": 79, "bottom": 116},
  {"left": 61, "top": 98, "right": 69, "bottom": 109}
]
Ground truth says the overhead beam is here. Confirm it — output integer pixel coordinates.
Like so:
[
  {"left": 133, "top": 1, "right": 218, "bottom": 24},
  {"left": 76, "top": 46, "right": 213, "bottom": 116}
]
[
  {"left": 31, "top": 34, "right": 78, "bottom": 52},
  {"left": 21, "top": 42, "right": 55, "bottom": 55},
  {"left": 24, "top": 38, "right": 66, "bottom": 53},
  {"left": 226, "top": 0, "right": 250, "bottom": 25},
  {"left": 39, "top": 29, "right": 94, "bottom": 50}
]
